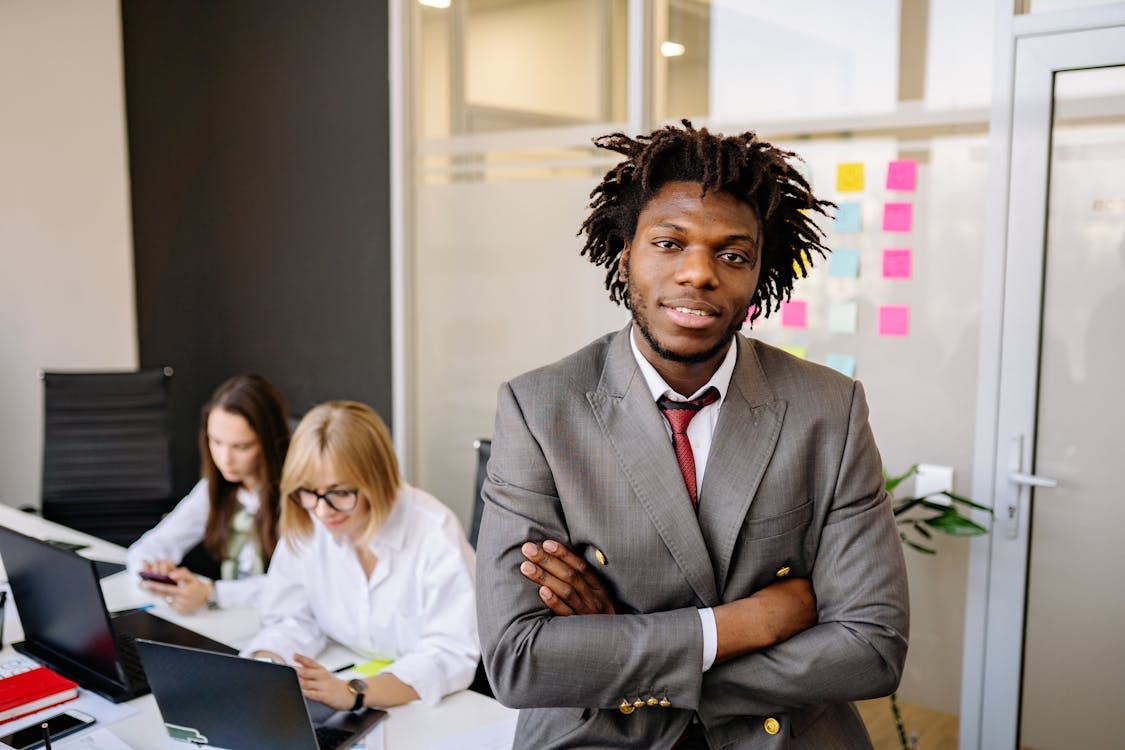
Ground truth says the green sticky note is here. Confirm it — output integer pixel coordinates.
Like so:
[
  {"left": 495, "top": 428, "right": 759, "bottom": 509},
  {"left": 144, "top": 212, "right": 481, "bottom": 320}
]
[{"left": 355, "top": 657, "right": 394, "bottom": 676}]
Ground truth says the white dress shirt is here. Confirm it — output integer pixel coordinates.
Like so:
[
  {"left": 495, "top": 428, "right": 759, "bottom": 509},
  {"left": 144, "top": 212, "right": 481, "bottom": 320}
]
[
  {"left": 126, "top": 479, "right": 264, "bottom": 608},
  {"left": 630, "top": 328, "right": 739, "bottom": 672},
  {"left": 241, "top": 483, "right": 480, "bottom": 707}
]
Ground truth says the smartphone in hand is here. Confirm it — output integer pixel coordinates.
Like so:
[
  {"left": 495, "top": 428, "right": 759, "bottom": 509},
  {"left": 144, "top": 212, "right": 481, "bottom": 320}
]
[{"left": 139, "top": 570, "right": 176, "bottom": 585}]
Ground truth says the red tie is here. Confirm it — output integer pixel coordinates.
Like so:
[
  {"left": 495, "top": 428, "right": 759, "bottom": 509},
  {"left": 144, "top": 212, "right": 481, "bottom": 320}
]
[{"left": 657, "top": 387, "right": 719, "bottom": 507}]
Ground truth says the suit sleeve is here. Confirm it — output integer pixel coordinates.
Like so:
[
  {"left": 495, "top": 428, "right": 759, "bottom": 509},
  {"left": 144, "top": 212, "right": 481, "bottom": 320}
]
[
  {"left": 699, "top": 380, "right": 910, "bottom": 720},
  {"left": 476, "top": 382, "right": 706, "bottom": 711}
]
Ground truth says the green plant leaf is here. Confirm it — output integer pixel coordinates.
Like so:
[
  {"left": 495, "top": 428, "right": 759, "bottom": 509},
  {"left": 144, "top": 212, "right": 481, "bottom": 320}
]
[
  {"left": 923, "top": 509, "right": 990, "bottom": 536},
  {"left": 892, "top": 497, "right": 926, "bottom": 516},
  {"left": 900, "top": 534, "right": 936, "bottom": 554},
  {"left": 939, "top": 490, "right": 994, "bottom": 514},
  {"left": 885, "top": 464, "right": 919, "bottom": 493},
  {"left": 912, "top": 521, "right": 932, "bottom": 539}
]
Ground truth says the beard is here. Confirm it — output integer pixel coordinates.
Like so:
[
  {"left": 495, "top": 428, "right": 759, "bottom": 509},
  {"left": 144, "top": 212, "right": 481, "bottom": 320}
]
[{"left": 630, "top": 287, "right": 749, "bottom": 365}]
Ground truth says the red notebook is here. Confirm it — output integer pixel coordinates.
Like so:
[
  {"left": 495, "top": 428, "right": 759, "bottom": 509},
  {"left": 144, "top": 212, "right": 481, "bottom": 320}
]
[{"left": 0, "top": 661, "right": 80, "bottom": 723}]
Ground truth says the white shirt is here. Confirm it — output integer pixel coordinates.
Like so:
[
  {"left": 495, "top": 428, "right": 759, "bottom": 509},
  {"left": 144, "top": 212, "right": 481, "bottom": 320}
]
[
  {"left": 126, "top": 479, "right": 265, "bottom": 608},
  {"left": 241, "top": 483, "right": 480, "bottom": 707},
  {"left": 630, "top": 328, "right": 739, "bottom": 672}
]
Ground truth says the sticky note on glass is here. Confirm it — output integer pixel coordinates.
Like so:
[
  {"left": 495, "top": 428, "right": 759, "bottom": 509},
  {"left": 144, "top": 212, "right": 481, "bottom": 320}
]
[
  {"left": 355, "top": 657, "right": 394, "bottom": 676},
  {"left": 834, "top": 202, "right": 862, "bottom": 233},
  {"left": 781, "top": 300, "right": 807, "bottom": 329},
  {"left": 882, "top": 202, "right": 913, "bottom": 232},
  {"left": 829, "top": 248, "right": 860, "bottom": 278},
  {"left": 781, "top": 345, "right": 808, "bottom": 360},
  {"left": 826, "top": 353, "right": 857, "bottom": 377},
  {"left": 882, "top": 248, "right": 912, "bottom": 279},
  {"left": 886, "top": 159, "right": 917, "bottom": 191},
  {"left": 836, "top": 163, "right": 864, "bottom": 192},
  {"left": 743, "top": 304, "right": 757, "bottom": 324},
  {"left": 878, "top": 305, "right": 909, "bottom": 336},
  {"left": 827, "top": 301, "right": 858, "bottom": 334}
]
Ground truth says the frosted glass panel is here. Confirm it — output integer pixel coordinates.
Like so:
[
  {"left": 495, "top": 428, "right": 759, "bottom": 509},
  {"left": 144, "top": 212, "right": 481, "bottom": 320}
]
[{"left": 709, "top": 0, "right": 899, "bottom": 121}]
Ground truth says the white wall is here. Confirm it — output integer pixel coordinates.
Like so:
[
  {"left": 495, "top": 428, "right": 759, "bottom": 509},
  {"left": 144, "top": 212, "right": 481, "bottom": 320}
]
[{"left": 0, "top": 0, "right": 137, "bottom": 510}]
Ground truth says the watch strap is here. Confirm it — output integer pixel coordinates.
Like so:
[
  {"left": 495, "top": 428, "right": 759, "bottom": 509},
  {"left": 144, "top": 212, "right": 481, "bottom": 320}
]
[{"left": 351, "top": 690, "right": 365, "bottom": 711}]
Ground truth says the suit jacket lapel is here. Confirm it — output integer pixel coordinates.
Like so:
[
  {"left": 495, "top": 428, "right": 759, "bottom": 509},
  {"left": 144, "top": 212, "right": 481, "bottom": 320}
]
[
  {"left": 587, "top": 327, "right": 719, "bottom": 607},
  {"left": 697, "top": 336, "right": 786, "bottom": 595}
]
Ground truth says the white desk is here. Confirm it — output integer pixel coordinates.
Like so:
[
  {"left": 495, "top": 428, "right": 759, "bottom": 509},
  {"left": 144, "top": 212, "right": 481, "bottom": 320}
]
[{"left": 0, "top": 504, "right": 515, "bottom": 749}]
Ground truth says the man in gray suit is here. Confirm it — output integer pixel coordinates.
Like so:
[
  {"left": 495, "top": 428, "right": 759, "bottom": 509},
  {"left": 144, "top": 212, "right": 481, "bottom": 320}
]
[{"left": 476, "top": 122, "right": 909, "bottom": 749}]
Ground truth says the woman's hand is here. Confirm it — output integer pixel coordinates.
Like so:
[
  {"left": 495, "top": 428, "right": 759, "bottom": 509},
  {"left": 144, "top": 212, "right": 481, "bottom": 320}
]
[
  {"left": 141, "top": 567, "right": 212, "bottom": 614},
  {"left": 293, "top": 654, "right": 355, "bottom": 710}
]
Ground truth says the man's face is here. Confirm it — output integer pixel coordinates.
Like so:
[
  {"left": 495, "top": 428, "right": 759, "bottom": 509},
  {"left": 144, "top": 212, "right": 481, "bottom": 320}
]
[{"left": 620, "top": 180, "right": 761, "bottom": 373}]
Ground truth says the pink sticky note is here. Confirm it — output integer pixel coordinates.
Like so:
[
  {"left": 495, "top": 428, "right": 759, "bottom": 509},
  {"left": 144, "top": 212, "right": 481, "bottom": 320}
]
[
  {"left": 886, "top": 160, "right": 917, "bottom": 191},
  {"left": 781, "top": 300, "right": 807, "bottom": 329},
  {"left": 882, "top": 248, "right": 912, "bottom": 279},
  {"left": 878, "top": 305, "right": 909, "bottom": 336},
  {"left": 744, "top": 304, "right": 758, "bottom": 323},
  {"left": 882, "top": 202, "right": 913, "bottom": 232}
]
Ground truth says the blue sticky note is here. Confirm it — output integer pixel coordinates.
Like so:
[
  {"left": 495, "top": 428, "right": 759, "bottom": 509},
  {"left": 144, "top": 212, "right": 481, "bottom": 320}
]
[
  {"left": 826, "top": 353, "right": 857, "bottom": 378},
  {"left": 829, "top": 248, "right": 860, "bottom": 279},
  {"left": 834, "top": 202, "right": 862, "bottom": 233}
]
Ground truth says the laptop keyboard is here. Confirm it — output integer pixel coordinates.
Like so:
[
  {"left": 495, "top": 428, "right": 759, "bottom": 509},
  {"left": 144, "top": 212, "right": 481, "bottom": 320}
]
[{"left": 314, "top": 725, "right": 354, "bottom": 750}]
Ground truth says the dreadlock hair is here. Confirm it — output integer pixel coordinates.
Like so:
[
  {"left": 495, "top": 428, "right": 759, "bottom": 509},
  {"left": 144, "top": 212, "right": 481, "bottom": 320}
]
[{"left": 579, "top": 120, "right": 834, "bottom": 323}]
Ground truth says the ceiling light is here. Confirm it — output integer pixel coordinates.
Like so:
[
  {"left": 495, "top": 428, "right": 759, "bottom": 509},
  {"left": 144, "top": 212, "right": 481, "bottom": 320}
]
[
  {"left": 419, "top": 0, "right": 451, "bottom": 8},
  {"left": 661, "top": 41, "right": 686, "bottom": 58}
]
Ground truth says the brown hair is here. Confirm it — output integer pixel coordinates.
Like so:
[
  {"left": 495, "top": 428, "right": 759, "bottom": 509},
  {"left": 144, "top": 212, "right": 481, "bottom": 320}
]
[
  {"left": 279, "top": 401, "right": 400, "bottom": 547},
  {"left": 199, "top": 374, "right": 289, "bottom": 564}
]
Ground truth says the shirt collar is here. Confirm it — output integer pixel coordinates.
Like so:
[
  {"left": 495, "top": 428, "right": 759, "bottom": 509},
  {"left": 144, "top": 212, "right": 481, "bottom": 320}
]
[{"left": 629, "top": 326, "right": 738, "bottom": 404}]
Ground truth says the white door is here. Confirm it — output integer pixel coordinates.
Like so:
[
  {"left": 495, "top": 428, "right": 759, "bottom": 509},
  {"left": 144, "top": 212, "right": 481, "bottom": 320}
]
[{"left": 971, "top": 24, "right": 1125, "bottom": 750}]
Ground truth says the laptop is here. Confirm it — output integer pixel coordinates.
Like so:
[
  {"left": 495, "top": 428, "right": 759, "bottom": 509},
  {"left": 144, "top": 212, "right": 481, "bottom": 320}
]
[
  {"left": 136, "top": 640, "right": 387, "bottom": 750},
  {"left": 0, "top": 525, "right": 236, "bottom": 703}
]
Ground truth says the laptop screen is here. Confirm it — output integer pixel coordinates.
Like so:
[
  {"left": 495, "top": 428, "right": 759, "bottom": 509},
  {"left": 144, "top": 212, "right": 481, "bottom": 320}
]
[{"left": 0, "top": 526, "right": 122, "bottom": 682}]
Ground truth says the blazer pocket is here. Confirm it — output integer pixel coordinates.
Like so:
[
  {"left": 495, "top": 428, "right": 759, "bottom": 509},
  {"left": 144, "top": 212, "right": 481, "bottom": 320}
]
[{"left": 744, "top": 499, "right": 814, "bottom": 540}]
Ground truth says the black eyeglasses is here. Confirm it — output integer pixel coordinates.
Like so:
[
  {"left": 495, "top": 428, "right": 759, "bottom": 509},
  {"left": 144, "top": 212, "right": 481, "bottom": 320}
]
[{"left": 291, "top": 487, "right": 359, "bottom": 512}]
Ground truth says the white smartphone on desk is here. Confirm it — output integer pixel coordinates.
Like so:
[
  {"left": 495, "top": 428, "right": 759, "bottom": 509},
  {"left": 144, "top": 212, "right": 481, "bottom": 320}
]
[{"left": 0, "top": 710, "right": 95, "bottom": 750}]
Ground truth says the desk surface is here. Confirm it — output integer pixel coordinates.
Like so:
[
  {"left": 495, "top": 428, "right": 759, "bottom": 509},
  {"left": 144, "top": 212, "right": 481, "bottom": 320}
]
[{"left": 0, "top": 504, "right": 515, "bottom": 749}]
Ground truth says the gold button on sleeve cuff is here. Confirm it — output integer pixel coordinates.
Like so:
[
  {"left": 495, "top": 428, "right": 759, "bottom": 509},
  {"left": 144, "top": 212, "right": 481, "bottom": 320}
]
[
  {"left": 619, "top": 700, "right": 635, "bottom": 715},
  {"left": 763, "top": 717, "right": 781, "bottom": 735},
  {"left": 775, "top": 566, "right": 791, "bottom": 578}
]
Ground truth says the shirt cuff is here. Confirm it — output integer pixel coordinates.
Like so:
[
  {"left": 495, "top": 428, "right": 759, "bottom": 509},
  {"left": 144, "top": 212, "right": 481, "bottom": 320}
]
[{"left": 698, "top": 607, "right": 717, "bottom": 672}]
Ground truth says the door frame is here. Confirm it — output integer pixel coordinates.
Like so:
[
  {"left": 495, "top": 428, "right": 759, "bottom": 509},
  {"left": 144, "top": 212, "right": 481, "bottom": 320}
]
[{"left": 961, "top": 7, "right": 1125, "bottom": 749}]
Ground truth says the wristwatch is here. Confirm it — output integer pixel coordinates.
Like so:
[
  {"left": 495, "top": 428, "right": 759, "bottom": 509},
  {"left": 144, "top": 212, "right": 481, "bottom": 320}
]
[{"left": 346, "top": 678, "right": 366, "bottom": 711}]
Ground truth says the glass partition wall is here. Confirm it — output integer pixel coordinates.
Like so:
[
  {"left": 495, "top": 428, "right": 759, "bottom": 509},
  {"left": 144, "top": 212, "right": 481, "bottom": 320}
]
[{"left": 403, "top": 0, "right": 997, "bottom": 733}]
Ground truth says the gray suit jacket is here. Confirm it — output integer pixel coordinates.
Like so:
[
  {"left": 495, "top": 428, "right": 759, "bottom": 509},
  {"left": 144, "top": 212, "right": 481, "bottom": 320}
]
[{"left": 476, "top": 327, "right": 909, "bottom": 749}]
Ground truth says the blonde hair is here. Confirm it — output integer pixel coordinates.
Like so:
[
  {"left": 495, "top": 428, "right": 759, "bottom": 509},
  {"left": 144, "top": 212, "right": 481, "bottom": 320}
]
[{"left": 279, "top": 401, "right": 400, "bottom": 546}]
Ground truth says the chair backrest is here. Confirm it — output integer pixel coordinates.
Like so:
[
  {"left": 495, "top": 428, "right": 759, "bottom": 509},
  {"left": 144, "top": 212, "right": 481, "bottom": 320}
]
[
  {"left": 40, "top": 368, "right": 176, "bottom": 545},
  {"left": 468, "top": 438, "right": 491, "bottom": 549}
]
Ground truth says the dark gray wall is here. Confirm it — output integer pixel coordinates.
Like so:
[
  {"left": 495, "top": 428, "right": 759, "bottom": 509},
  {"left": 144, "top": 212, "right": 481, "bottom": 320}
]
[{"left": 122, "top": 0, "right": 391, "bottom": 496}]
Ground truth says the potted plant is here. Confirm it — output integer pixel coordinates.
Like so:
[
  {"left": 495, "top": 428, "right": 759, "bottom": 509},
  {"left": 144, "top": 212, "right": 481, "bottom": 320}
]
[{"left": 884, "top": 464, "right": 993, "bottom": 750}]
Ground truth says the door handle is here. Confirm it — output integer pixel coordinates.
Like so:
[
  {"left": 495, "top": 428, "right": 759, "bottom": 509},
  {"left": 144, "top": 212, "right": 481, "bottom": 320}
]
[
  {"left": 1008, "top": 471, "right": 1058, "bottom": 488},
  {"left": 1004, "top": 435, "right": 1060, "bottom": 539}
]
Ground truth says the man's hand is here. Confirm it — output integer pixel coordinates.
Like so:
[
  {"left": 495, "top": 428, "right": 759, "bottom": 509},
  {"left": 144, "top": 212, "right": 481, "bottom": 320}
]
[
  {"left": 714, "top": 577, "right": 817, "bottom": 662},
  {"left": 519, "top": 540, "right": 616, "bottom": 616}
]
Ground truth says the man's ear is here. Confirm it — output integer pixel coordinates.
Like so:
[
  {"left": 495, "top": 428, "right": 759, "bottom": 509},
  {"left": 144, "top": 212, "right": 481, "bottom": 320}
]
[{"left": 618, "top": 243, "right": 631, "bottom": 282}]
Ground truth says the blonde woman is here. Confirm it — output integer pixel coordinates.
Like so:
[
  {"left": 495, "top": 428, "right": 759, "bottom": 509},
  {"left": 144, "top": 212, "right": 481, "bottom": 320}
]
[{"left": 243, "top": 401, "right": 479, "bottom": 710}]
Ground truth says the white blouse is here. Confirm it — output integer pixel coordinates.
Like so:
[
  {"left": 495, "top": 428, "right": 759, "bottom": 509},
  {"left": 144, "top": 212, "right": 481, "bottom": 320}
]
[
  {"left": 125, "top": 479, "right": 265, "bottom": 608},
  {"left": 241, "top": 483, "right": 479, "bottom": 707}
]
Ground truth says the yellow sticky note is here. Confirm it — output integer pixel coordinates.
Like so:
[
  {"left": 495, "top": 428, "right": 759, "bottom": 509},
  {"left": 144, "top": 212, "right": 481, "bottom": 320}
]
[
  {"left": 355, "top": 657, "right": 394, "bottom": 676},
  {"left": 781, "top": 345, "right": 808, "bottom": 360},
  {"left": 836, "top": 163, "right": 864, "bottom": 192}
]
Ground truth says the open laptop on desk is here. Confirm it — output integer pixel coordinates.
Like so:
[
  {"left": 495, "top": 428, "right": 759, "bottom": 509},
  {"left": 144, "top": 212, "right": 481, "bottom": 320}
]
[
  {"left": 136, "top": 640, "right": 387, "bottom": 750},
  {"left": 0, "top": 526, "right": 236, "bottom": 703}
]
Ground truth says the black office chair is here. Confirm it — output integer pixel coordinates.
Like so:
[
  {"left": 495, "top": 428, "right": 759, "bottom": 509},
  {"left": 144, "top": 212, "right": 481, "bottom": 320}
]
[
  {"left": 467, "top": 437, "right": 494, "bottom": 699},
  {"left": 40, "top": 367, "right": 178, "bottom": 547},
  {"left": 468, "top": 438, "right": 491, "bottom": 549}
]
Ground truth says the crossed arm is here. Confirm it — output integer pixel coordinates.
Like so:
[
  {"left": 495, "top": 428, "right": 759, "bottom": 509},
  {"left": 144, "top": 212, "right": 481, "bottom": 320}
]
[{"left": 519, "top": 540, "right": 817, "bottom": 662}]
